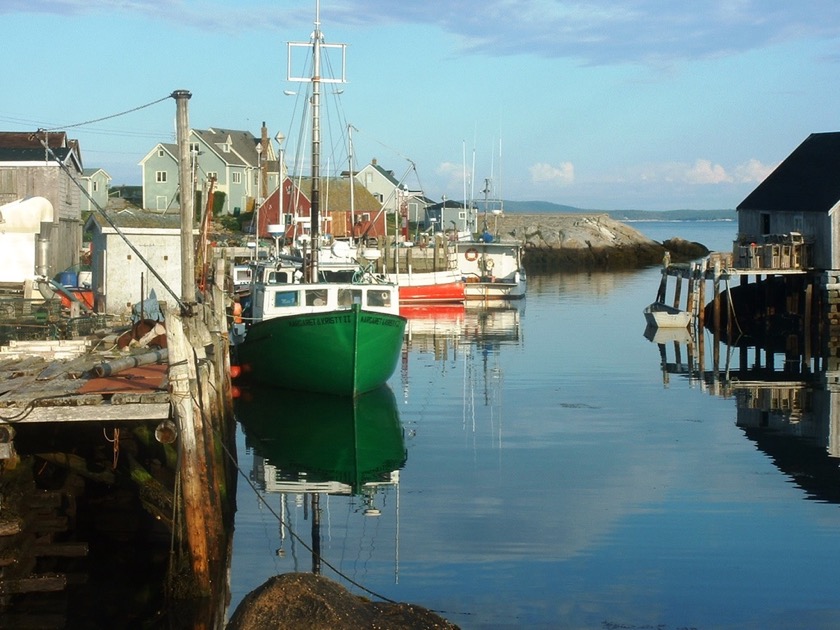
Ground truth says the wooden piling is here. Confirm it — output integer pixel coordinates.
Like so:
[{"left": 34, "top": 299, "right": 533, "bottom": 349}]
[{"left": 673, "top": 276, "right": 683, "bottom": 310}]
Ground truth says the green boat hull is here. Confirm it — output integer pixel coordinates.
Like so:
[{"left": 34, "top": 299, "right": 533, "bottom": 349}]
[
  {"left": 235, "top": 385, "right": 406, "bottom": 491},
  {"left": 236, "top": 304, "right": 407, "bottom": 396}
]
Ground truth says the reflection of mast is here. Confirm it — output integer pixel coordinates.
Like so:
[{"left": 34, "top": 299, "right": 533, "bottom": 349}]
[{"left": 311, "top": 493, "right": 321, "bottom": 575}]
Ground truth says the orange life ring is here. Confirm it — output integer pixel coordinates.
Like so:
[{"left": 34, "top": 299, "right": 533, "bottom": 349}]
[{"left": 464, "top": 248, "right": 478, "bottom": 262}]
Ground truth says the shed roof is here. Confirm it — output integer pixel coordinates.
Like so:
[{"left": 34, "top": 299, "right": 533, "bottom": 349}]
[
  {"left": 86, "top": 209, "right": 185, "bottom": 232},
  {"left": 0, "top": 131, "right": 69, "bottom": 149},
  {"left": 737, "top": 132, "right": 840, "bottom": 213}
]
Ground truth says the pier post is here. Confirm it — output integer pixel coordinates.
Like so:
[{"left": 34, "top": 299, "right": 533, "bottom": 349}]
[
  {"left": 713, "top": 259, "right": 721, "bottom": 371},
  {"left": 673, "top": 276, "right": 683, "bottom": 311},
  {"left": 173, "top": 90, "right": 196, "bottom": 307}
]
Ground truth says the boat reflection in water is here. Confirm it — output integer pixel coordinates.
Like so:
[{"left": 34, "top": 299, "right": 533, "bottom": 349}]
[
  {"left": 235, "top": 385, "right": 407, "bottom": 575},
  {"left": 645, "top": 324, "right": 840, "bottom": 503},
  {"left": 400, "top": 301, "right": 523, "bottom": 447}
]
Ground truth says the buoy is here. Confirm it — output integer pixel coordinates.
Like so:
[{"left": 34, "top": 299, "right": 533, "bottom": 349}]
[
  {"left": 230, "top": 365, "right": 242, "bottom": 379},
  {"left": 231, "top": 385, "right": 241, "bottom": 399}
]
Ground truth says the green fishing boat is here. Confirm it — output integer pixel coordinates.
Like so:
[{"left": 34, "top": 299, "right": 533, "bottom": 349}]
[
  {"left": 236, "top": 284, "right": 406, "bottom": 396},
  {"left": 232, "top": 3, "right": 406, "bottom": 397}
]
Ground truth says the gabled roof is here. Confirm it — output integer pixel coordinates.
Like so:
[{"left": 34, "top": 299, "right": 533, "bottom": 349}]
[
  {"left": 355, "top": 160, "right": 402, "bottom": 186},
  {"left": 0, "top": 131, "right": 70, "bottom": 149},
  {"left": 82, "top": 167, "right": 111, "bottom": 179},
  {"left": 139, "top": 143, "right": 178, "bottom": 165},
  {"left": 295, "top": 177, "right": 382, "bottom": 213},
  {"left": 194, "top": 128, "right": 259, "bottom": 167},
  {"left": 737, "top": 132, "right": 840, "bottom": 213},
  {"left": 85, "top": 208, "right": 186, "bottom": 232}
]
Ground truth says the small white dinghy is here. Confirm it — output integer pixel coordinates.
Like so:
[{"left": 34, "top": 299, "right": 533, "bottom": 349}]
[{"left": 643, "top": 302, "right": 693, "bottom": 329}]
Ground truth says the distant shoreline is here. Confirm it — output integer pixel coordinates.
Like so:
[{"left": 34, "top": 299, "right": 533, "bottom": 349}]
[{"left": 499, "top": 202, "right": 737, "bottom": 223}]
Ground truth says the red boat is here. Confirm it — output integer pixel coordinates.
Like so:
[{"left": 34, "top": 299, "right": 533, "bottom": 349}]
[{"left": 386, "top": 269, "right": 465, "bottom": 304}]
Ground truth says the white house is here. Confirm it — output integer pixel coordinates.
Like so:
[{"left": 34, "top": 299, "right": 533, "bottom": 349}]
[{"left": 84, "top": 209, "right": 197, "bottom": 316}]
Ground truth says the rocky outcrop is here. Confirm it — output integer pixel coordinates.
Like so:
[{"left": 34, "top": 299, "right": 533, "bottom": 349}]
[
  {"left": 227, "top": 572, "right": 460, "bottom": 630},
  {"left": 488, "top": 213, "right": 708, "bottom": 271}
]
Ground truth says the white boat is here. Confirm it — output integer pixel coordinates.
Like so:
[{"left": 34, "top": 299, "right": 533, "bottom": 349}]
[
  {"left": 455, "top": 239, "right": 526, "bottom": 300},
  {"left": 643, "top": 302, "right": 693, "bottom": 329}
]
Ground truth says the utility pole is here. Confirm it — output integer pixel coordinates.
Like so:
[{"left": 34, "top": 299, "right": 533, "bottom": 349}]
[{"left": 173, "top": 89, "right": 196, "bottom": 309}]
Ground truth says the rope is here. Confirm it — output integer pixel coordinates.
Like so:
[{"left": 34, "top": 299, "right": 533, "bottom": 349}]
[
  {"left": 103, "top": 427, "right": 121, "bottom": 469},
  {"left": 44, "top": 94, "right": 173, "bottom": 131},
  {"left": 212, "top": 419, "right": 401, "bottom": 604}
]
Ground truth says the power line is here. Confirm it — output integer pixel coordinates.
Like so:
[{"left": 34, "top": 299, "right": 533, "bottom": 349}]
[{"left": 45, "top": 93, "right": 174, "bottom": 132}]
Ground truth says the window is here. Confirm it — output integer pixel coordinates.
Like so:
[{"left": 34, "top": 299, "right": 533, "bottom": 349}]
[
  {"left": 273, "top": 291, "right": 299, "bottom": 308},
  {"left": 232, "top": 172, "right": 242, "bottom": 184},
  {"left": 360, "top": 213, "right": 370, "bottom": 222},
  {"left": 158, "top": 149, "right": 165, "bottom": 157},
  {"left": 92, "top": 181, "right": 99, "bottom": 193},
  {"left": 338, "top": 288, "right": 361, "bottom": 306},
  {"left": 367, "top": 289, "right": 391, "bottom": 308},
  {"left": 189, "top": 142, "right": 199, "bottom": 153},
  {"left": 305, "top": 289, "right": 328, "bottom": 306},
  {"left": 207, "top": 171, "right": 218, "bottom": 181},
  {"left": 156, "top": 171, "right": 167, "bottom": 183}
]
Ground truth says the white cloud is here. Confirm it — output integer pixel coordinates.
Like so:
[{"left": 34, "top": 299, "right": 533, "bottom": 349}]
[
  {"left": 530, "top": 161, "right": 575, "bottom": 186},
  {"left": 683, "top": 159, "right": 732, "bottom": 184},
  {"left": 436, "top": 161, "right": 468, "bottom": 190},
  {"left": 732, "top": 158, "right": 777, "bottom": 183},
  {"left": 634, "top": 158, "right": 772, "bottom": 186}
]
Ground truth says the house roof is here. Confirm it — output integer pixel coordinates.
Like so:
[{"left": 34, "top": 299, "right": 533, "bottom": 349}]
[
  {"left": 82, "top": 167, "right": 111, "bottom": 179},
  {"left": 0, "top": 131, "right": 70, "bottom": 149},
  {"left": 295, "top": 176, "right": 382, "bottom": 213},
  {"left": 194, "top": 128, "right": 260, "bottom": 168},
  {"left": 86, "top": 208, "right": 185, "bottom": 232},
  {"left": 737, "top": 132, "right": 840, "bottom": 213}
]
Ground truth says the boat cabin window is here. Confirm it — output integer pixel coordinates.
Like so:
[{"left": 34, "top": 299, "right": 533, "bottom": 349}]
[
  {"left": 305, "top": 289, "right": 328, "bottom": 306},
  {"left": 234, "top": 268, "right": 252, "bottom": 285},
  {"left": 367, "top": 289, "right": 392, "bottom": 308},
  {"left": 338, "top": 288, "right": 362, "bottom": 307},
  {"left": 267, "top": 270, "right": 292, "bottom": 283},
  {"left": 273, "top": 290, "right": 299, "bottom": 308}
]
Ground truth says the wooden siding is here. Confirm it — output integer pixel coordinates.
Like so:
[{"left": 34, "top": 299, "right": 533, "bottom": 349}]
[
  {"left": 737, "top": 209, "right": 832, "bottom": 270},
  {"left": 0, "top": 165, "right": 81, "bottom": 277}
]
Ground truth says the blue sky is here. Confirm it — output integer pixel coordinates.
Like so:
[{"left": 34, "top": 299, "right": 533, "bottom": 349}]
[{"left": 3, "top": 1, "right": 840, "bottom": 211}]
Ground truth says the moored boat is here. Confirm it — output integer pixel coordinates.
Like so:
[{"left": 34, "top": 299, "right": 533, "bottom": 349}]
[
  {"left": 232, "top": 3, "right": 406, "bottom": 396},
  {"left": 386, "top": 268, "right": 465, "bottom": 303},
  {"left": 236, "top": 278, "right": 405, "bottom": 396},
  {"left": 455, "top": 239, "right": 526, "bottom": 300},
  {"left": 643, "top": 301, "right": 693, "bottom": 329}
]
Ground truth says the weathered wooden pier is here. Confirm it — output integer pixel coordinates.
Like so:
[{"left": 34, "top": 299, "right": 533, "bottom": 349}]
[
  {"left": 0, "top": 91, "right": 237, "bottom": 624},
  {"left": 651, "top": 231, "right": 830, "bottom": 374}
]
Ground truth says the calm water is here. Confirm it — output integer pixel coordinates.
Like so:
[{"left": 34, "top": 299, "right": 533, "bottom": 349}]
[{"left": 230, "top": 221, "right": 840, "bottom": 629}]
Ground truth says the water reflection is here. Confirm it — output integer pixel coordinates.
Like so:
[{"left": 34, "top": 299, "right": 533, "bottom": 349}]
[
  {"left": 234, "top": 385, "right": 406, "bottom": 575},
  {"left": 645, "top": 325, "right": 840, "bottom": 503},
  {"left": 401, "top": 301, "right": 523, "bottom": 441}
]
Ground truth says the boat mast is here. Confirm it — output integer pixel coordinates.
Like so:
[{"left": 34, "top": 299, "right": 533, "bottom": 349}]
[
  {"left": 309, "top": 1, "right": 323, "bottom": 282},
  {"left": 287, "top": 0, "right": 346, "bottom": 280},
  {"left": 348, "top": 124, "right": 356, "bottom": 246}
]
